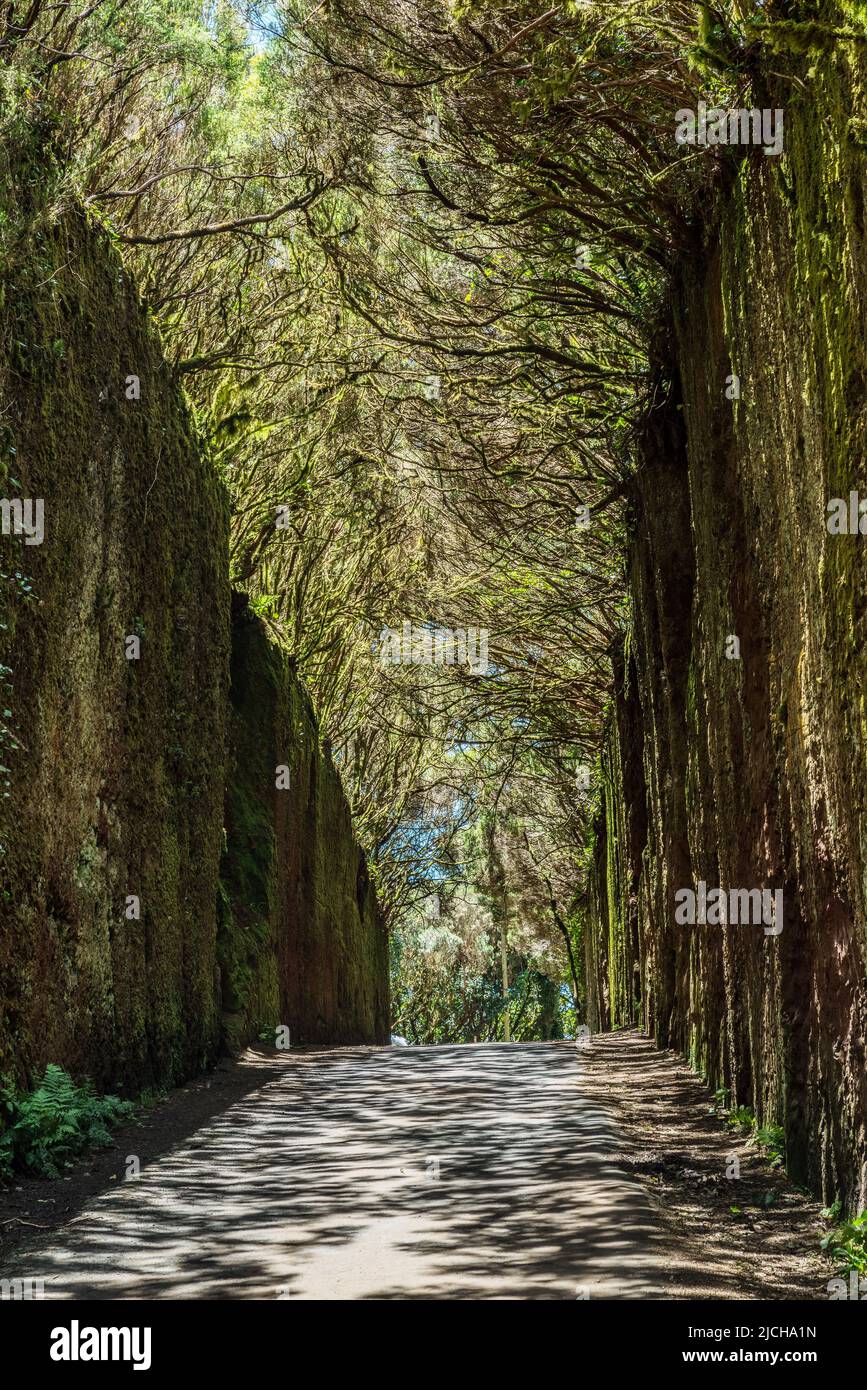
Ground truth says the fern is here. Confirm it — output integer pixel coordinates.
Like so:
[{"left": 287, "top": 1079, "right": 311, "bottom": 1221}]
[
  {"left": 727, "top": 1104, "right": 755, "bottom": 1134},
  {"left": 0, "top": 1065, "right": 134, "bottom": 1181},
  {"left": 821, "top": 1211, "right": 867, "bottom": 1276},
  {"left": 751, "top": 1122, "right": 785, "bottom": 1168}
]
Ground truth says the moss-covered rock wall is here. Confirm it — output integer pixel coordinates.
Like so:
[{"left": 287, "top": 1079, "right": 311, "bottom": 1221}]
[
  {"left": 0, "top": 204, "right": 388, "bottom": 1095},
  {"left": 586, "top": 24, "right": 867, "bottom": 1210},
  {"left": 219, "top": 595, "right": 389, "bottom": 1050},
  {"left": 0, "top": 206, "right": 231, "bottom": 1092}
]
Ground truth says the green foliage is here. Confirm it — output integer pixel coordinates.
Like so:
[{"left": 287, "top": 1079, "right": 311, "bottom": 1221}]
[
  {"left": 821, "top": 1210, "right": 867, "bottom": 1276},
  {"left": 0, "top": 1065, "right": 134, "bottom": 1181},
  {"left": 752, "top": 1122, "right": 786, "bottom": 1168},
  {"left": 0, "top": 0, "right": 676, "bottom": 950},
  {"left": 248, "top": 593, "right": 281, "bottom": 622},
  {"left": 754, "top": 19, "right": 867, "bottom": 57},
  {"left": 720, "top": 1102, "right": 785, "bottom": 1168},
  {"left": 390, "top": 896, "right": 572, "bottom": 1045},
  {"left": 3, "top": 0, "right": 838, "bottom": 1082},
  {"left": 727, "top": 1104, "right": 755, "bottom": 1134},
  {"left": 690, "top": 2, "right": 743, "bottom": 78}
]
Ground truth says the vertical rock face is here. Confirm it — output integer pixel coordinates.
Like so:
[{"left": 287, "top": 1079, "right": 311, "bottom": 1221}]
[
  {"left": 219, "top": 594, "right": 390, "bottom": 1049},
  {"left": 0, "top": 209, "right": 232, "bottom": 1091},
  {"left": 587, "top": 46, "right": 867, "bottom": 1209},
  {"left": 0, "top": 207, "right": 388, "bottom": 1095}
]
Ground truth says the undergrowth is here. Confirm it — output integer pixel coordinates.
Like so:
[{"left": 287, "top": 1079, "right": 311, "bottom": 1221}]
[
  {"left": 712, "top": 1089, "right": 786, "bottom": 1168},
  {"left": 820, "top": 1202, "right": 867, "bottom": 1276},
  {"left": 0, "top": 1064, "right": 134, "bottom": 1181}
]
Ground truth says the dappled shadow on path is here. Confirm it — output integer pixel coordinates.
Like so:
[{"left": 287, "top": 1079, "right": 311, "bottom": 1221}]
[
  {"left": 581, "top": 1030, "right": 832, "bottom": 1300},
  {"left": 0, "top": 1043, "right": 676, "bottom": 1300}
]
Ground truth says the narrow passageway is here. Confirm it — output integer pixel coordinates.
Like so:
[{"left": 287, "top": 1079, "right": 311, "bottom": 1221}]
[
  {"left": 3, "top": 1043, "right": 670, "bottom": 1300},
  {"left": 0, "top": 1035, "right": 833, "bottom": 1301}
]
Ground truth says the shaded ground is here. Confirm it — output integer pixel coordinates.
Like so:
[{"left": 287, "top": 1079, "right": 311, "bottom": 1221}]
[
  {"left": 580, "top": 1029, "right": 835, "bottom": 1299},
  {"left": 0, "top": 1053, "right": 282, "bottom": 1266},
  {"left": 0, "top": 1031, "right": 835, "bottom": 1299}
]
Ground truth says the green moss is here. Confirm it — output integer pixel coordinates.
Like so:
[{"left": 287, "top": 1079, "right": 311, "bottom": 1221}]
[
  {"left": 751, "top": 18, "right": 867, "bottom": 57},
  {"left": 0, "top": 104, "right": 389, "bottom": 1099},
  {"left": 0, "top": 176, "right": 231, "bottom": 1092},
  {"left": 218, "top": 596, "right": 389, "bottom": 1050},
  {"left": 586, "top": 710, "right": 637, "bottom": 1032}
]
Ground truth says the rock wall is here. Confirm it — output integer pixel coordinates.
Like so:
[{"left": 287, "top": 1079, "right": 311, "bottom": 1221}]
[
  {"left": 586, "top": 29, "right": 867, "bottom": 1209},
  {"left": 0, "top": 203, "right": 388, "bottom": 1096},
  {"left": 219, "top": 594, "right": 389, "bottom": 1050},
  {"left": 0, "top": 205, "right": 231, "bottom": 1093}
]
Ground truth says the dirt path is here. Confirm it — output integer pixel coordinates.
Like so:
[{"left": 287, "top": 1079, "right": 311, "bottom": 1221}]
[
  {"left": 580, "top": 1030, "right": 834, "bottom": 1299},
  {"left": 0, "top": 1032, "right": 834, "bottom": 1300}
]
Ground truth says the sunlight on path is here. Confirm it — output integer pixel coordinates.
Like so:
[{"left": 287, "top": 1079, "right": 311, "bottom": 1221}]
[{"left": 3, "top": 1044, "right": 675, "bottom": 1300}]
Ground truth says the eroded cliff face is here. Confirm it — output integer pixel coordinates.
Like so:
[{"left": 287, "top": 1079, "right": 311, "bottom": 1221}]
[
  {"left": 0, "top": 203, "right": 387, "bottom": 1095},
  {"left": 0, "top": 206, "right": 231, "bottom": 1091},
  {"left": 219, "top": 594, "right": 389, "bottom": 1050},
  {"left": 587, "top": 36, "right": 867, "bottom": 1208}
]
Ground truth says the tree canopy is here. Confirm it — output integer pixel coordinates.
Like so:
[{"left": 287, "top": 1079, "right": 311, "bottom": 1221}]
[{"left": 0, "top": 0, "right": 793, "bottom": 1038}]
